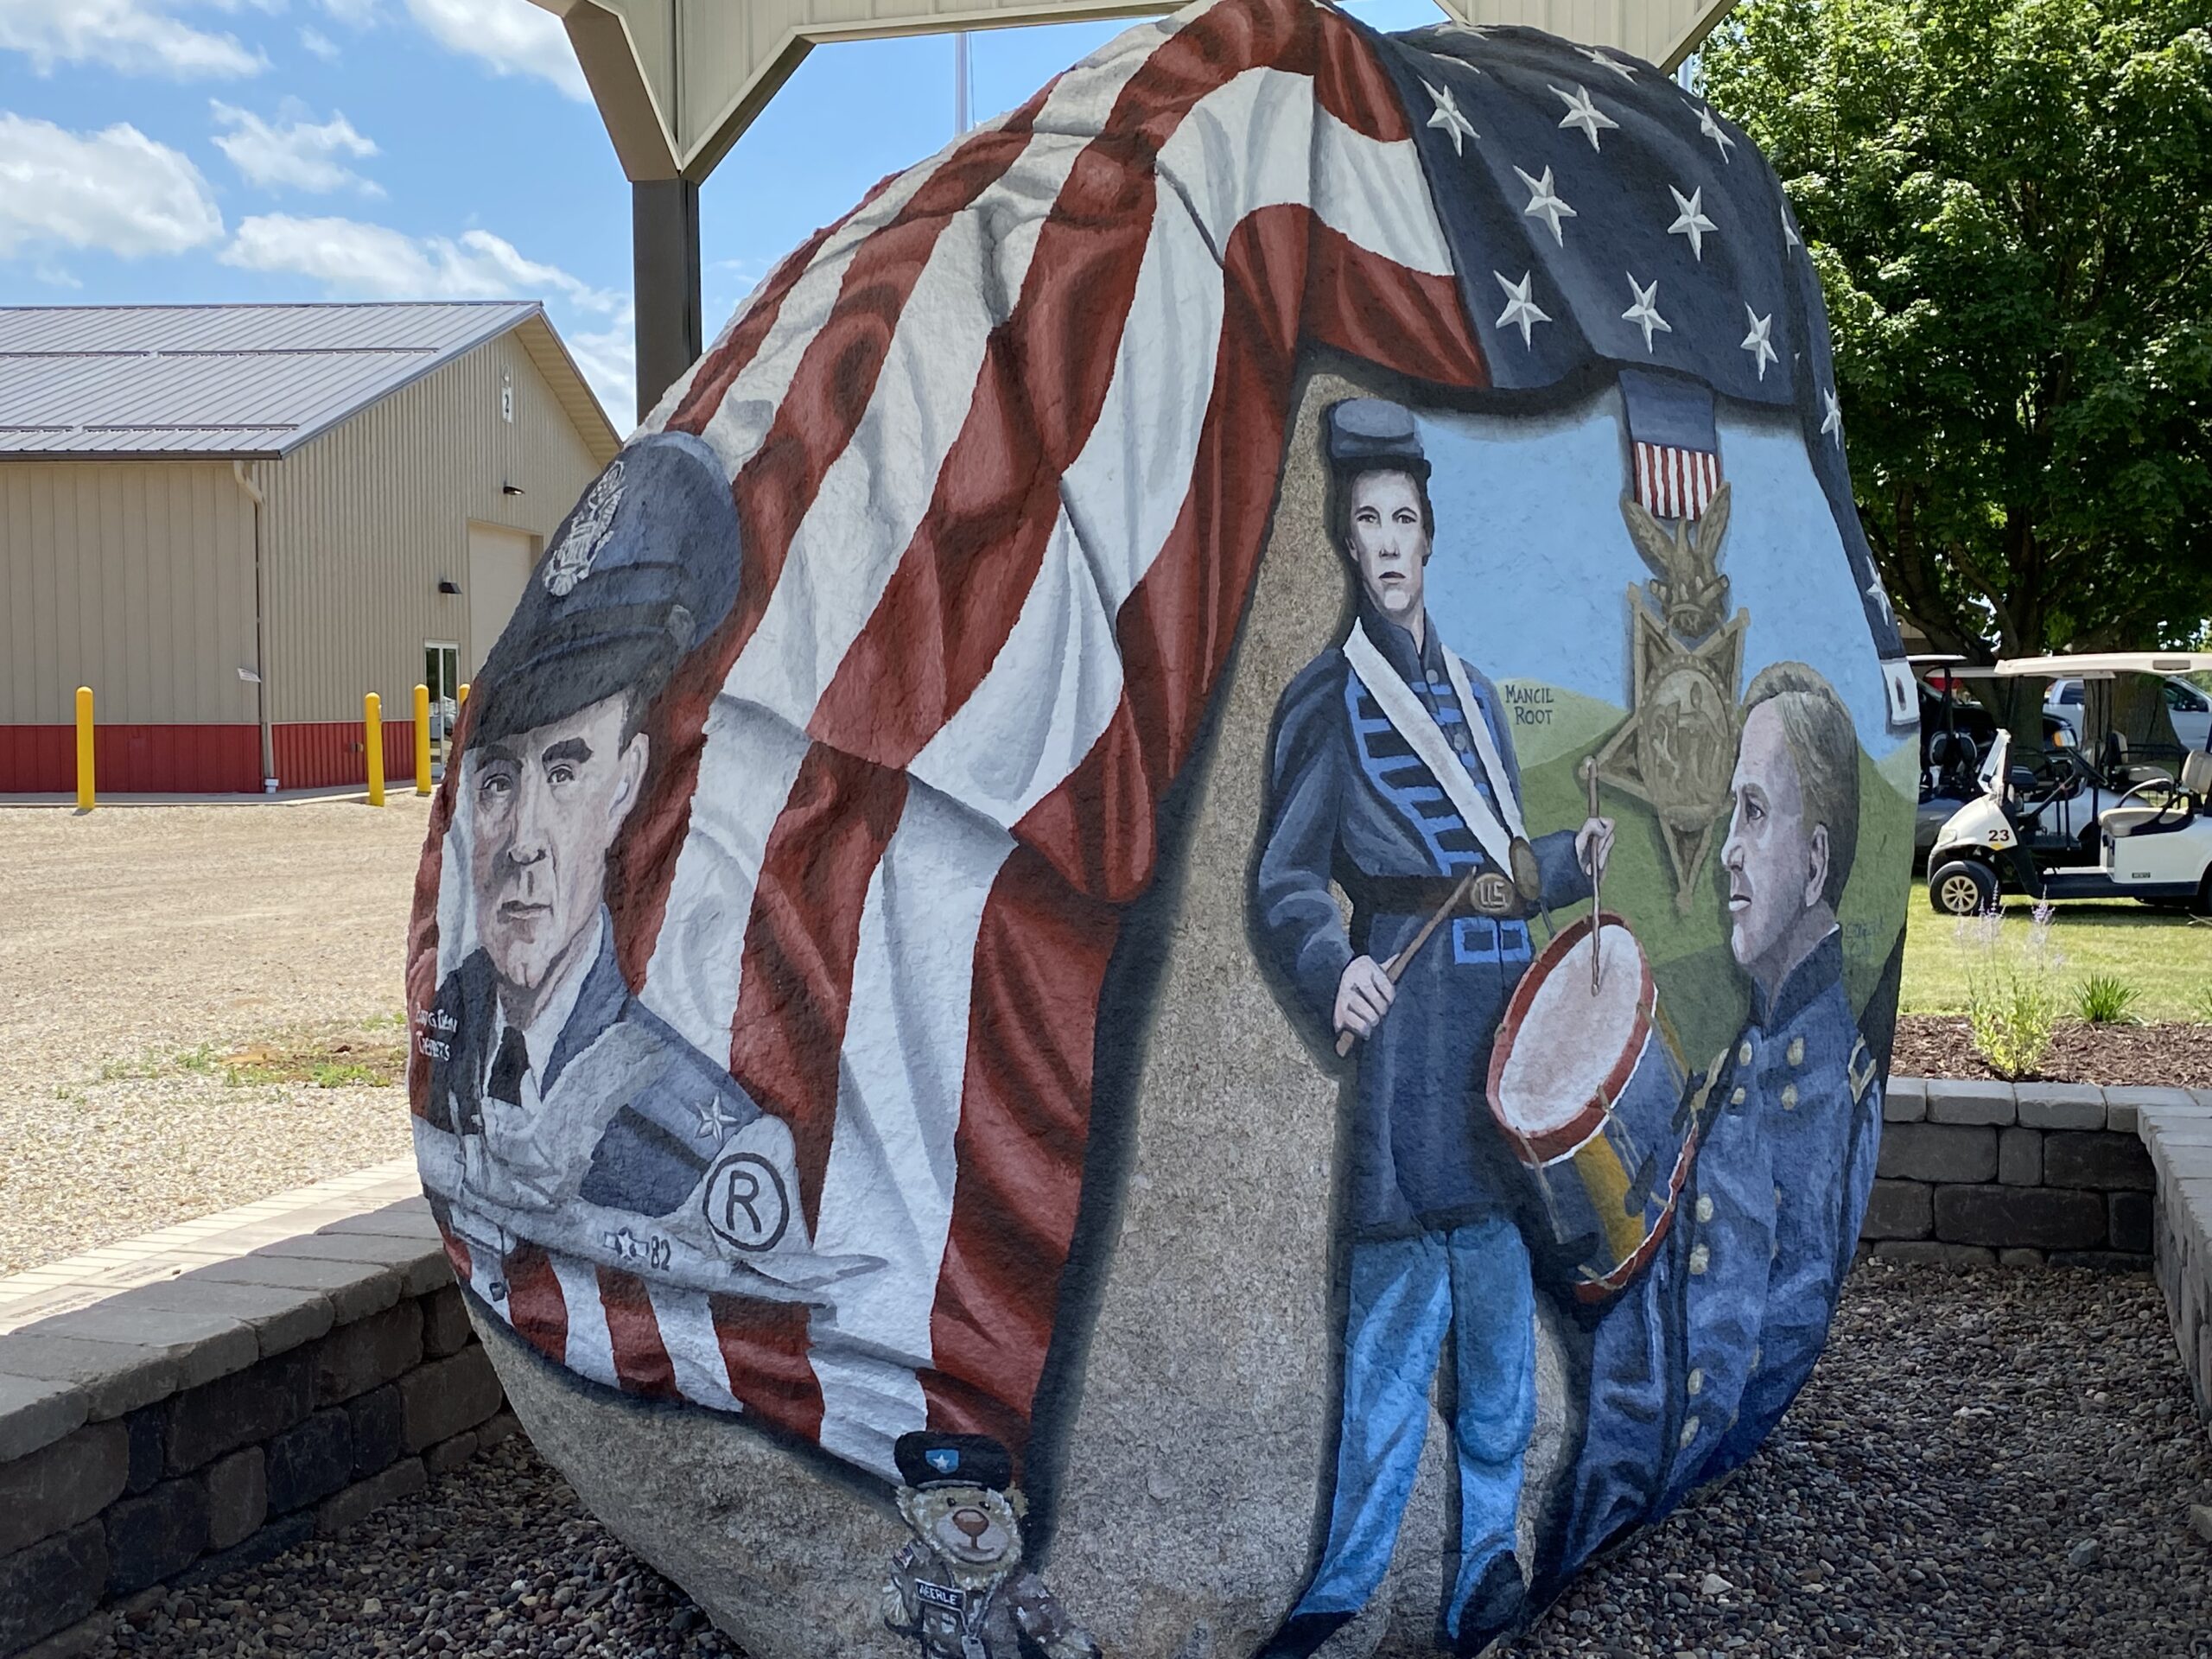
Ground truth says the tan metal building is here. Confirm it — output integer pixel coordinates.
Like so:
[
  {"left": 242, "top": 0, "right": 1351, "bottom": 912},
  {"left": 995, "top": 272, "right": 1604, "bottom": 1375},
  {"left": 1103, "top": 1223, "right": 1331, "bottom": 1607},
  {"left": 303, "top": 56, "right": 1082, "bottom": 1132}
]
[{"left": 0, "top": 302, "right": 620, "bottom": 792}]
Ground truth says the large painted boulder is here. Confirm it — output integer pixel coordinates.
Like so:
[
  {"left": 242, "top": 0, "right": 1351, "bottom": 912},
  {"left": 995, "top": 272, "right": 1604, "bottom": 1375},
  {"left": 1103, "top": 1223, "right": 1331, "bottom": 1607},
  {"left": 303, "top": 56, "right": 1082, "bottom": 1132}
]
[{"left": 405, "top": 1, "right": 1915, "bottom": 1652}]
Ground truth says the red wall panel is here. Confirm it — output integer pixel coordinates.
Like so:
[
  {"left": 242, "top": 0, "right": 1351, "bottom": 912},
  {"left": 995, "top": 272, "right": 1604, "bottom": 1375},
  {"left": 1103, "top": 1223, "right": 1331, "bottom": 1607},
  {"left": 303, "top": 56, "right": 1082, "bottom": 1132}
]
[
  {"left": 0, "top": 725, "right": 260, "bottom": 793},
  {"left": 271, "top": 719, "right": 418, "bottom": 790},
  {"left": 0, "top": 721, "right": 416, "bottom": 794},
  {"left": 0, "top": 728, "right": 75, "bottom": 794}
]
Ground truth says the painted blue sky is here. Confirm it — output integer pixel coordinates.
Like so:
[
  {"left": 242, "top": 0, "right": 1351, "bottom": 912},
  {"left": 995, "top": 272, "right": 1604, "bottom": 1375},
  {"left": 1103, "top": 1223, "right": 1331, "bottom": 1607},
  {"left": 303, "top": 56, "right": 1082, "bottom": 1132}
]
[
  {"left": 1419, "top": 391, "right": 1907, "bottom": 758},
  {"left": 0, "top": 0, "right": 1446, "bottom": 423}
]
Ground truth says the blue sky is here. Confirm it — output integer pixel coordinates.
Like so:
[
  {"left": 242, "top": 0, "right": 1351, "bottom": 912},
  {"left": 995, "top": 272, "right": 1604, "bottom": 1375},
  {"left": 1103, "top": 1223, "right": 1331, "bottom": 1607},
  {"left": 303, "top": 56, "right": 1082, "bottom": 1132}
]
[{"left": 0, "top": 0, "right": 1445, "bottom": 423}]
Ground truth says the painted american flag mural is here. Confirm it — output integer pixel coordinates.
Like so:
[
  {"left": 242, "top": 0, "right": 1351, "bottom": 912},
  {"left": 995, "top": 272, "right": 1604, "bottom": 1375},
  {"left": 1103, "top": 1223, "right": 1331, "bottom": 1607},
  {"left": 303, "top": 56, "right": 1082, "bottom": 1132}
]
[{"left": 407, "top": 0, "right": 1904, "bottom": 1489}]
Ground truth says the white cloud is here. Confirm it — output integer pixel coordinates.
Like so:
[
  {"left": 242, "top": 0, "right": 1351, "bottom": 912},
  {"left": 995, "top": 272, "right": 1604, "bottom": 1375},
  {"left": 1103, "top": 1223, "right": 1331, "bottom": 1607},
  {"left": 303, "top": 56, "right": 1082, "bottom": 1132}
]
[
  {"left": 219, "top": 213, "right": 631, "bottom": 415},
  {"left": 0, "top": 0, "right": 265, "bottom": 79},
  {"left": 212, "top": 100, "right": 382, "bottom": 194},
  {"left": 0, "top": 114, "right": 225, "bottom": 258},
  {"left": 220, "top": 215, "right": 611, "bottom": 305},
  {"left": 300, "top": 26, "right": 340, "bottom": 60},
  {"left": 401, "top": 0, "right": 586, "bottom": 99},
  {"left": 564, "top": 314, "right": 636, "bottom": 429}
]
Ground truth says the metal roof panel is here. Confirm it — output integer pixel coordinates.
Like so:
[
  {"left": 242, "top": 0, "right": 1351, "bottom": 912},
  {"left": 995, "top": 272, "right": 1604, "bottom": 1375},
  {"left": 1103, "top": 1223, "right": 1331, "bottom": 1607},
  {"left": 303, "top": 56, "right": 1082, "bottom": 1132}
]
[{"left": 0, "top": 301, "right": 561, "bottom": 458}]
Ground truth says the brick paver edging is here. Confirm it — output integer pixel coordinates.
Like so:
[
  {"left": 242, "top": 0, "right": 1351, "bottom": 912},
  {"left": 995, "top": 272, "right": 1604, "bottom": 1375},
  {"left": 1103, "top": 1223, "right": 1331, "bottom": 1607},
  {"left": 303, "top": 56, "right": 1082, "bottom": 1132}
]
[
  {"left": 0, "top": 1198, "right": 512, "bottom": 1658},
  {"left": 1857, "top": 1079, "right": 2212, "bottom": 1269}
]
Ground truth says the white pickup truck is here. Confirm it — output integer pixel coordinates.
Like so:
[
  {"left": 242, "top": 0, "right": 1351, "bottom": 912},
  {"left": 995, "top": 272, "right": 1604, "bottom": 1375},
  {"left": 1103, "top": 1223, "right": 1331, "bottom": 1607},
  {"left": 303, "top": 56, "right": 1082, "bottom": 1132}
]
[{"left": 2044, "top": 673, "right": 2212, "bottom": 753}]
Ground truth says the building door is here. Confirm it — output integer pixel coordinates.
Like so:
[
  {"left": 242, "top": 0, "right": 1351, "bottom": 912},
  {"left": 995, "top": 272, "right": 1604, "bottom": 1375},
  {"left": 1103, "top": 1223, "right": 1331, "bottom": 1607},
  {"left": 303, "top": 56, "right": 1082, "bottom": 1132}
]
[
  {"left": 424, "top": 642, "right": 460, "bottom": 774},
  {"left": 467, "top": 522, "right": 537, "bottom": 680}
]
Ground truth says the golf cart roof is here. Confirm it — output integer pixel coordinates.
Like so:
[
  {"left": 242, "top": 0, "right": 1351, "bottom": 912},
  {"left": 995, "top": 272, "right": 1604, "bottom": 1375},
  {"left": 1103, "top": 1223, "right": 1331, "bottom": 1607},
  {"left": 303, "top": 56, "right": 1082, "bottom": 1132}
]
[{"left": 1996, "top": 652, "right": 2212, "bottom": 678}]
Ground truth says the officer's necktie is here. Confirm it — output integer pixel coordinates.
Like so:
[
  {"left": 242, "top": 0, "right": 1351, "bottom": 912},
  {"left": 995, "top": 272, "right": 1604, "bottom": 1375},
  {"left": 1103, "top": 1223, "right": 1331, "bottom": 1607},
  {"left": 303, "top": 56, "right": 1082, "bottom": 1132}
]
[{"left": 486, "top": 1026, "right": 530, "bottom": 1107}]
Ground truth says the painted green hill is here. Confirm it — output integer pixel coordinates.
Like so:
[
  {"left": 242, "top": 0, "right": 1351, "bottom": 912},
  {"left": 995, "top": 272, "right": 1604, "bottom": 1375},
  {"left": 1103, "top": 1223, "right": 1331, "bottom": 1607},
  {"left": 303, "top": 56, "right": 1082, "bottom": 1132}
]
[{"left": 1507, "top": 683, "right": 1913, "bottom": 1069}]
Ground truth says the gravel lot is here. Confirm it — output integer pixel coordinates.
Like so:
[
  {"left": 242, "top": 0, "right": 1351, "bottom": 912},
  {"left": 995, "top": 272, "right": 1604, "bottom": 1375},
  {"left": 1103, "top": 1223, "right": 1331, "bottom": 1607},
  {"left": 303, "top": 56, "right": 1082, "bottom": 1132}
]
[
  {"left": 0, "top": 798, "right": 430, "bottom": 1274},
  {"left": 68, "top": 1264, "right": 2212, "bottom": 1658}
]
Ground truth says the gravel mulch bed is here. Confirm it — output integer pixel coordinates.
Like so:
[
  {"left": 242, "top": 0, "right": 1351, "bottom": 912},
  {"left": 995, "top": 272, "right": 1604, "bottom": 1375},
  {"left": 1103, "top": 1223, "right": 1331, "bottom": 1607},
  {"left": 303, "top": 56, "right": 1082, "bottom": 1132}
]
[
  {"left": 91, "top": 1437, "right": 741, "bottom": 1659},
  {"left": 1513, "top": 1262, "right": 2212, "bottom": 1659},
  {"left": 1892, "top": 1014, "right": 2212, "bottom": 1089},
  {"left": 67, "top": 1265, "right": 2212, "bottom": 1658},
  {"left": 0, "top": 800, "right": 430, "bottom": 1274}
]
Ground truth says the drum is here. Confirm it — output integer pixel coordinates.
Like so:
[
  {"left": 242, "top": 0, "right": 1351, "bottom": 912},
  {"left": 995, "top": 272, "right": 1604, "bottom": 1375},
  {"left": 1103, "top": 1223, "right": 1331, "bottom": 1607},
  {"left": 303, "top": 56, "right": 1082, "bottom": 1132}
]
[{"left": 1485, "top": 912, "right": 1697, "bottom": 1303}]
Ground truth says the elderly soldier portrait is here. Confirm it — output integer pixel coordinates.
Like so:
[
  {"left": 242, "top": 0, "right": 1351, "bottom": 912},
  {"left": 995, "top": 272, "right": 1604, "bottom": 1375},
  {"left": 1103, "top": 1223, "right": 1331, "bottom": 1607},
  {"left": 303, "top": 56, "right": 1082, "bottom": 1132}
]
[
  {"left": 1549, "top": 660, "right": 1882, "bottom": 1579},
  {"left": 1249, "top": 399, "right": 1614, "bottom": 1658},
  {"left": 414, "top": 431, "right": 802, "bottom": 1283}
]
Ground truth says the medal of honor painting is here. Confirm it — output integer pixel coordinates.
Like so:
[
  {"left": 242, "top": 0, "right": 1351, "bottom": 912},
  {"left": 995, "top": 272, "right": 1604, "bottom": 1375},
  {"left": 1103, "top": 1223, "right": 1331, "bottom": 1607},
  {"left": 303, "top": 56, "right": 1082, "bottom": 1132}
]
[{"left": 405, "top": 1, "right": 1912, "bottom": 1652}]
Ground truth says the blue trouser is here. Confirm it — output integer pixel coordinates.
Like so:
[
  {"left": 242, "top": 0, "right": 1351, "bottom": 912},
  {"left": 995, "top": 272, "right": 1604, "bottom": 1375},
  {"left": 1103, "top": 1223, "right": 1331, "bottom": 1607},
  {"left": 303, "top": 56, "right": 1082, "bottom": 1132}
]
[{"left": 1293, "top": 1217, "right": 1535, "bottom": 1637}]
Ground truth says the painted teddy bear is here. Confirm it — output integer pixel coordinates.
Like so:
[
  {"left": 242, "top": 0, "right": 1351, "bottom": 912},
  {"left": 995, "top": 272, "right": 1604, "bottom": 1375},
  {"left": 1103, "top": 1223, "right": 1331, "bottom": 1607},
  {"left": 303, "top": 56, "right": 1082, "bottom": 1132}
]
[{"left": 880, "top": 1432, "right": 1103, "bottom": 1659}]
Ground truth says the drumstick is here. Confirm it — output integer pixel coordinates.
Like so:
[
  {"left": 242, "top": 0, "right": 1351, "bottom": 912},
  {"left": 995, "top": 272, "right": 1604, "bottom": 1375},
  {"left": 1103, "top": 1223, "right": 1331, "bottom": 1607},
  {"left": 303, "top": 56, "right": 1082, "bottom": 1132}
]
[
  {"left": 1582, "top": 757, "right": 1604, "bottom": 993},
  {"left": 1333, "top": 868, "right": 1478, "bottom": 1058}
]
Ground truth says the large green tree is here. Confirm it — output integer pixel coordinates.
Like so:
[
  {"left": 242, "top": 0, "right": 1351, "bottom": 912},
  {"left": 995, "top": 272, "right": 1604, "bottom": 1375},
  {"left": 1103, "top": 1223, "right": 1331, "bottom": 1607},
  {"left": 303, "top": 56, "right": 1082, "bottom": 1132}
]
[{"left": 1702, "top": 0, "right": 2212, "bottom": 659}]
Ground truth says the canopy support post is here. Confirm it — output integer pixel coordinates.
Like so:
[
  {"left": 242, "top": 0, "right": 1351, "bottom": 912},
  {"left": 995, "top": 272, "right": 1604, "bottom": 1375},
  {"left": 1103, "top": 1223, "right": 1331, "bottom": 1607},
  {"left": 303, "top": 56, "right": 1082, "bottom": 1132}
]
[{"left": 632, "top": 177, "right": 702, "bottom": 424}]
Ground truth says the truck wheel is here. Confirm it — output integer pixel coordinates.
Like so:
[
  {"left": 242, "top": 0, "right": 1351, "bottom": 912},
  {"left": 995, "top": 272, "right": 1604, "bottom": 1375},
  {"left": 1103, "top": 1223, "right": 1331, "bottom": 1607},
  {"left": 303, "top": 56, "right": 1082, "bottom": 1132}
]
[{"left": 1929, "top": 860, "right": 1999, "bottom": 917}]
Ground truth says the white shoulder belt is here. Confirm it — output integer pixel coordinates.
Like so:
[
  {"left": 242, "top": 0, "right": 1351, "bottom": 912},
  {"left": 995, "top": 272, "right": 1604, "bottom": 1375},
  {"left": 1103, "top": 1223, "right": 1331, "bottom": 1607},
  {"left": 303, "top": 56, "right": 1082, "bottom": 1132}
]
[{"left": 1342, "top": 618, "right": 1526, "bottom": 871}]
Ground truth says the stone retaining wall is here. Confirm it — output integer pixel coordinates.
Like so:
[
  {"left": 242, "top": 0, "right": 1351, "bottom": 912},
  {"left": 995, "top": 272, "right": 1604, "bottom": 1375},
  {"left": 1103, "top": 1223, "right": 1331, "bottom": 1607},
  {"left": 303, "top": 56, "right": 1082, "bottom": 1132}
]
[
  {"left": 2138, "top": 1096, "right": 2212, "bottom": 1427},
  {"left": 0, "top": 1198, "right": 510, "bottom": 1659},
  {"left": 1855, "top": 1079, "right": 2196, "bottom": 1270}
]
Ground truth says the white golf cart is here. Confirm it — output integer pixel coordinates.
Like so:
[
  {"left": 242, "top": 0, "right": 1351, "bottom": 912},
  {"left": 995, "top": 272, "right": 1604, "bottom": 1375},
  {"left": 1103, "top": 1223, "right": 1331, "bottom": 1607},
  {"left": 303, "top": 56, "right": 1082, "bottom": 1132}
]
[{"left": 1925, "top": 652, "right": 2212, "bottom": 917}]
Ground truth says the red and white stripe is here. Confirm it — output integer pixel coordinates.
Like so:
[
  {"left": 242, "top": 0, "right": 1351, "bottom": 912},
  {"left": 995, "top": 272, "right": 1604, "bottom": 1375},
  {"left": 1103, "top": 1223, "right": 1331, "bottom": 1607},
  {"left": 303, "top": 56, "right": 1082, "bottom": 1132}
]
[
  {"left": 412, "top": 0, "right": 1488, "bottom": 1481},
  {"left": 1634, "top": 440, "right": 1720, "bottom": 520}
]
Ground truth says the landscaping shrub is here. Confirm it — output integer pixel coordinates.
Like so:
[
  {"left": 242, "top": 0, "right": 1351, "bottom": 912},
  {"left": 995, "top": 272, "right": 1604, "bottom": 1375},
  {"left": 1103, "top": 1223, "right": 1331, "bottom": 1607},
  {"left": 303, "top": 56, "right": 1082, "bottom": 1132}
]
[
  {"left": 1960, "top": 903, "right": 2063, "bottom": 1077},
  {"left": 2075, "top": 972, "right": 2141, "bottom": 1027}
]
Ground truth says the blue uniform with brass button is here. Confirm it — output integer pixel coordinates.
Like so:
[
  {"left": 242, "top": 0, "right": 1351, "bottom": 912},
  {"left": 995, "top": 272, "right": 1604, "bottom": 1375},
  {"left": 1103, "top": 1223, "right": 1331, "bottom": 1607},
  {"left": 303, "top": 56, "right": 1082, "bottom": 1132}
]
[
  {"left": 1549, "top": 928, "right": 1881, "bottom": 1579},
  {"left": 1250, "top": 401, "right": 1592, "bottom": 1656}
]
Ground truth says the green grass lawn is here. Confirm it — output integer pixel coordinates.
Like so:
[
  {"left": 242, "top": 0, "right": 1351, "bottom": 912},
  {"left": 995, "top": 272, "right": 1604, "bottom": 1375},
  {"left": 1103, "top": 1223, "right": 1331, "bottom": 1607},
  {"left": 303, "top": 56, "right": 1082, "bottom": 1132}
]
[{"left": 1901, "top": 899, "right": 2212, "bottom": 1022}]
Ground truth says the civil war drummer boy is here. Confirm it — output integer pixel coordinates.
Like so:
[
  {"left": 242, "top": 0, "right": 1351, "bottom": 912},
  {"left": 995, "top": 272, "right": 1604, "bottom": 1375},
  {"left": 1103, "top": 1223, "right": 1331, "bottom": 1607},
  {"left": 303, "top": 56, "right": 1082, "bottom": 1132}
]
[{"left": 1248, "top": 399, "right": 1612, "bottom": 1658}]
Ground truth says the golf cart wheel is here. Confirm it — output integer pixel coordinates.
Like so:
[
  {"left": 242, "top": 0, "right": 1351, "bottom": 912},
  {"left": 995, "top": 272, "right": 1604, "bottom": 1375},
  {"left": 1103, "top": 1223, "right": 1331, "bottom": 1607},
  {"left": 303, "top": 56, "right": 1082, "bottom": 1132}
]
[{"left": 1929, "top": 860, "right": 1999, "bottom": 917}]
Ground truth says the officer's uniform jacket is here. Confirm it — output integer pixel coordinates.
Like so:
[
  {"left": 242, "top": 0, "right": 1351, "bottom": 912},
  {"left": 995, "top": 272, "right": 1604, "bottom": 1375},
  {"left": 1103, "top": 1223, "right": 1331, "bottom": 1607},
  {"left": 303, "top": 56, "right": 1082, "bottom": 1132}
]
[
  {"left": 413, "top": 911, "right": 849, "bottom": 1301},
  {"left": 416, "top": 912, "right": 753, "bottom": 1210},
  {"left": 1554, "top": 929, "right": 1881, "bottom": 1568},
  {"left": 1253, "top": 601, "right": 1592, "bottom": 1238},
  {"left": 881, "top": 1542, "right": 1100, "bottom": 1659}
]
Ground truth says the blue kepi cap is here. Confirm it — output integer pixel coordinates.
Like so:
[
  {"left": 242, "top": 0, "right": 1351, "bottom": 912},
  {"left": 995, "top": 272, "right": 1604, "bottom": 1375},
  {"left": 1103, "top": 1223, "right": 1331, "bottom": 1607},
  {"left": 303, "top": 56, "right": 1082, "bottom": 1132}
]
[{"left": 1325, "top": 398, "right": 1427, "bottom": 473}]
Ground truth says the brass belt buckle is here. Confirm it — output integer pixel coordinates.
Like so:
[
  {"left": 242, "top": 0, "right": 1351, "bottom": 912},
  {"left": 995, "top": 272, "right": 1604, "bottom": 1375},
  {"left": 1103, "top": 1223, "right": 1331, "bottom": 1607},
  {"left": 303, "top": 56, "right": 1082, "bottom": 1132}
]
[{"left": 1471, "top": 871, "right": 1513, "bottom": 916}]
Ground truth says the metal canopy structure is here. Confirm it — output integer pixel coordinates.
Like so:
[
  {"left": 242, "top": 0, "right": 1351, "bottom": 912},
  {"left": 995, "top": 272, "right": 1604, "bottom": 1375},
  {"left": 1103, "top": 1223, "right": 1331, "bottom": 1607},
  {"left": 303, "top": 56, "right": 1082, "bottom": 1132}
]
[{"left": 532, "top": 0, "right": 1741, "bottom": 417}]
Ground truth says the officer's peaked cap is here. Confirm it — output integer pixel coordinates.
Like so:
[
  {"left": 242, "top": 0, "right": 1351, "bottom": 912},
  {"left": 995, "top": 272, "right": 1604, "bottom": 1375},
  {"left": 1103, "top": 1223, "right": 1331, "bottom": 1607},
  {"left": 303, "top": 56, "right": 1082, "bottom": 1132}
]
[
  {"left": 468, "top": 430, "right": 740, "bottom": 747},
  {"left": 1325, "top": 398, "right": 1427, "bottom": 475},
  {"left": 893, "top": 1431, "right": 1014, "bottom": 1493}
]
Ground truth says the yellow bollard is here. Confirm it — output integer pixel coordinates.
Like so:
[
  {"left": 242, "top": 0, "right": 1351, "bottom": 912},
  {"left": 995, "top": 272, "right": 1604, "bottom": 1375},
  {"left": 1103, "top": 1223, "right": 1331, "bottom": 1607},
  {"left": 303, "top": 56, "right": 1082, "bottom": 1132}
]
[
  {"left": 74, "top": 685, "right": 94, "bottom": 810},
  {"left": 364, "top": 691, "right": 385, "bottom": 807},
  {"left": 413, "top": 683, "right": 432, "bottom": 797}
]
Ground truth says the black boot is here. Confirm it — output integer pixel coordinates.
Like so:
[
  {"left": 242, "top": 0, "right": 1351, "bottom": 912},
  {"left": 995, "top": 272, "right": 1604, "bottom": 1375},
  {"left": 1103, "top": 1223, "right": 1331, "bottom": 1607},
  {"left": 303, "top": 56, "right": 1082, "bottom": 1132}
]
[
  {"left": 1451, "top": 1556, "right": 1528, "bottom": 1657},
  {"left": 1252, "top": 1609, "right": 1353, "bottom": 1659}
]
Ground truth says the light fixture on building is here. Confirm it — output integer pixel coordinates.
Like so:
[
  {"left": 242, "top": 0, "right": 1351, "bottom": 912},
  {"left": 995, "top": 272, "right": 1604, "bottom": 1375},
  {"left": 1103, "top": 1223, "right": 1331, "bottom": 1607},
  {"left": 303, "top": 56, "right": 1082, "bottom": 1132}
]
[
  {"left": 438, "top": 579, "right": 462, "bottom": 595},
  {"left": 500, "top": 481, "right": 525, "bottom": 497}
]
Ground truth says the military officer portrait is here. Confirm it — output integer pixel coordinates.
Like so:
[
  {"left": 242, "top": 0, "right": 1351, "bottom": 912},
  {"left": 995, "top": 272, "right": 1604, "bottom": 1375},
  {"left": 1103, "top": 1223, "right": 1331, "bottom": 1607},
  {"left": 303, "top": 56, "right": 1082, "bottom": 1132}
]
[
  {"left": 1249, "top": 399, "right": 1614, "bottom": 1658},
  {"left": 413, "top": 430, "right": 811, "bottom": 1298},
  {"left": 1547, "top": 659, "right": 1882, "bottom": 1583}
]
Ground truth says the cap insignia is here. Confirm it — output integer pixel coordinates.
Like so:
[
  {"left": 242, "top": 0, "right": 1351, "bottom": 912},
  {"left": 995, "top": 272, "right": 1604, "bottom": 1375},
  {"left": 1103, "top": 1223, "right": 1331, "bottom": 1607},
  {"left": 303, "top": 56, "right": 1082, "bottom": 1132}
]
[{"left": 543, "top": 458, "right": 626, "bottom": 596}]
